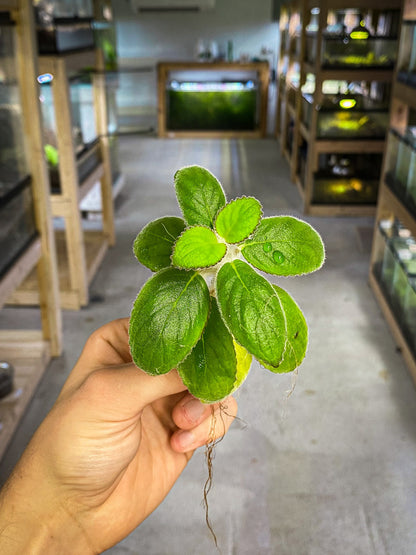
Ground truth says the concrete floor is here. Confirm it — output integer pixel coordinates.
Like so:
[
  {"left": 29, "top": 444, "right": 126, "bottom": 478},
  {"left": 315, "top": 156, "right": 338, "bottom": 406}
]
[{"left": 1, "top": 137, "right": 416, "bottom": 554}]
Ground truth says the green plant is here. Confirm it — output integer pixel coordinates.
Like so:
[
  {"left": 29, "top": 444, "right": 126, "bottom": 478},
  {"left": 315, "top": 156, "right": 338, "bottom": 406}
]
[{"left": 129, "top": 166, "right": 325, "bottom": 403}]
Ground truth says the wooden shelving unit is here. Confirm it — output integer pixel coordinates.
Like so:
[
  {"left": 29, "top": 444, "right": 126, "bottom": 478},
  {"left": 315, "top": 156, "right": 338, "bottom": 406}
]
[
  {"left": 369, "top": 0, "right": 416, "bottom": 385},
  {"left": 277, "top": 0, "right": 401, "bottom": 215},
  {"left": 10, "top": 49, "right": 116, "bottom": 310},
  {"left": 0, "top": 0, "right": 62, "bottom": 459}
]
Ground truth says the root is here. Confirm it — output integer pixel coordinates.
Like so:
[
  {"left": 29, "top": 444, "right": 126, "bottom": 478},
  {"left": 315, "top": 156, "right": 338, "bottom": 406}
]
[{"left": 203, "top": 404, "right": 226, "bottom": 551}]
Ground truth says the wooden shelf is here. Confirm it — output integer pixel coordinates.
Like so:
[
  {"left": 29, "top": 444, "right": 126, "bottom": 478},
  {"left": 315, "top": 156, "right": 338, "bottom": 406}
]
[
  {"left": 393, "top": 81, "right": 416, "bottom": 111},
  {"left": 277, "top": 0, "right": 397, "bottom": 215},
  {"left": 9, "top": 230, "right": 109, "bottom": 310},
  {"left": 0, "top": 238, "right": 41, "bottom": 310},
  {"left": 305, "top": 203, "right": 377, "bottom": 217},
  {"left": 0, "top": 332, "right": 50, "bottom": 460},
  {"left": 369, "top": 272, "right": 416, "bottom": 386},
  {"left": 368, "top": 0, "right": 416, "bottom": 386}
]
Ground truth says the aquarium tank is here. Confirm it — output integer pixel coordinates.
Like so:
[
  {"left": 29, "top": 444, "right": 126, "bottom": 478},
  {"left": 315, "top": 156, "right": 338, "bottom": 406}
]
[
  {"left": 305, "top": 8, "right": 399, "bottom": 68},
  {"left": 33, "top": 0, "right": 94, "bottom": 53},
  {"left": 39, "top": 72, "right": 100, "bottom": 192},
  {"left": 302, "top": 79, "right": 390, "bottom": 139},
  {"left": 311, "top": 152, "right": 382, "bottom": 204},
  {"left": 167, "top": 80, "right": 258, "bottom": 132},
  {"left": 397, "top": 21, "right": 416, "bottom": 87},
  {"left": 0, "top": 17, "right": 37, "bottom": 278}
]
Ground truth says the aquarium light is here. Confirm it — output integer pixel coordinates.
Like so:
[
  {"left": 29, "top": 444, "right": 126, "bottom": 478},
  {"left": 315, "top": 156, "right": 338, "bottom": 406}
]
[
  {"left": 171, "top": 81, "right": 252, "bottom": 92},
  {"left": 339, "top": 98, "right": 357, "bottom": 109},
  {"left": 350, "top": 21, "right": 370, "bottom": 40},
  {"left": 37, "top": 73, "right": 53, "bottom": 84}
]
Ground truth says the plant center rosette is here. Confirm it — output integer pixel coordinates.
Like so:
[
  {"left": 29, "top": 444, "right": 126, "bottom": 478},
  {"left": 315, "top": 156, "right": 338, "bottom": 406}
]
[{"left": 129, "top": 166, "right": 325, "bottom": 403}]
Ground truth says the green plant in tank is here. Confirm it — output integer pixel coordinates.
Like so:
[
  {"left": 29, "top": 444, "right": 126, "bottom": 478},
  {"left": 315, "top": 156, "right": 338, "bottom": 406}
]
[{"left": 129, "top": 166, "right": 325, "bottom": 403}]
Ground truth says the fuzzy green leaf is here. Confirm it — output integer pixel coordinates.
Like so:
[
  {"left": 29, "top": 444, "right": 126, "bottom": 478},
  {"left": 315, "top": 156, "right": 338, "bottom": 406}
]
[
  {"left": 129, "top": 268, "right": 210, "bottom": 375},
  {"left": 216, "top": 260, "right": 287, "bottom": 367},
  {"left": 133, "top": 216, "right": 186, "bottom": 271},
  {"left": 172, "top": 226, "right": 227, "bottom": 269},
  {"left": 261, "top": 285, "right": 308, "bottom": 373},
  {"left": 241, "top": 216, "right": 325, "bottom": 276},
  {"left": 174, "top": 165, "right": 226, "bottom": 228},
  {"left": 178, "top": 298, "right": 239, "bottom": 403},
  {"left": 215, "top": 196, "right": 262, "bottom": 244},
  {"left": 232, "top": 342, "right": 252, "bottom": 391}
]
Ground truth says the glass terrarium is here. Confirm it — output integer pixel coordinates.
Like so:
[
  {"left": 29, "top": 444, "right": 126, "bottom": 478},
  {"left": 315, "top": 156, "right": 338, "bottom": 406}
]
[
  {"left": 397, "top": 21, "right": 416, "bottom": 87},
  {"left": 0, "top": 17, "right": 37, "bottom": 278},
  {"left": 302, "top": 80, "right": 390, "bottom": 139},
  {"left": 305, "top": 8, "right": 399, "bottom": 68},
  {"left": 312, "top": 152, "right": 382, "bottom": 204},
  {"left": 0, "top": 18, "right": 29, "bottom": 191},
  {"left": 33, "top": 0, "right": 94, "bottom": 54},
  {"left": 39, "top": 72, "right": 101, "bottom": 193},
  {"left": 93, "top": 21, "right": 117, "bottom": 71},
  {"left": 403, "top": 276, "right": 416, "bottom": 354},
  {"left": 167, "top": 72, "right": 259, "bottom": 131}
]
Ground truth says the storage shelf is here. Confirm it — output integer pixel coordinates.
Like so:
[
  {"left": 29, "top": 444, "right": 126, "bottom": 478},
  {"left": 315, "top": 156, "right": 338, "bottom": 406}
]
[
  {"left": 0, "top": 238, "right": 41, "bottom": 310},
  {"left": 277, "top": 0, "right": 397, "bottom": 215},
  {"left": 368, "top": 0, "right": 416, "bottom": 386},
  {"left": 38, "top": 49, "right": 96, "bottom": 76},
  {"left": 369, "top": 272, "right": 416, "bottom": 386},
  {"left": 9, "top": 230, "right": 109, "bottom": 310},
  {"left": 0, "top": 331, "right": 50, "bottom": 460},
  {"left": 393, "top": 81, "right": 416, "bottom": 110}
]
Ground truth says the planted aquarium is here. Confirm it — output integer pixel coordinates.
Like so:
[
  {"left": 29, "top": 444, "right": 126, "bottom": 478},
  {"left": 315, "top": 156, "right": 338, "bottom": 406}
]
[
  {"left": 385, "top": 129, "right": 416, "bottom": 211},
  {"left": 39, "top": 72, "right": 101, "bottom": 193},
  {"left": 305, "top": 8, "right": 399, "bottom": 68},
  {"left": 33, "top": 0, "right": 94, "bottom": 53},
  {"left": 0, "top": 17, "right": 29, "bottom": 193},
  {"left": 93, "top": 21, "right": 117, "bottom": 71},
  {"left": 311, "top": 152, "right": 382, "bottom": 204},
  {"left": 167, "top": 79, "right": 258, "bottom": 132},
  {"left": 397, "top": 21, "right": 416, "bottom": 87},
  {"left": 302, "top": 79, "right": 390, "bottom": 139}
]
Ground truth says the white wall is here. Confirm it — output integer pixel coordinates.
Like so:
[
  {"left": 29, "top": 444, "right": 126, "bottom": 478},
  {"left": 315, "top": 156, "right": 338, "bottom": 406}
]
[
  {"left": 114, "top": 0, "right": 279, "bottom": 63},
  {"left": 112, "top": 0, "right": 279, "bottom": 134}
]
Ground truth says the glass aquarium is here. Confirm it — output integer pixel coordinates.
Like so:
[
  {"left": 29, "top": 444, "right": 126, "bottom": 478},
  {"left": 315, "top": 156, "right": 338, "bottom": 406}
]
[
  {"left": 0, "top": 18, "right": 29, "bottom": 191},
  {"left": 311, "top": 152, "right": 382, "bottom": 204},
  {"left": 39, "top": 72, "right": 101, "bottom": 193},
  {"left": 167, "top": 74, "right": 259, "bottom": 131},
  {"left": 397, "top": 21, "right": 416, "bottom": 87},
  {"left": 93, "top": 21, "right": 117, "bottom": 71},
  {"left": 0, "top": 16, "right": 37, "bottom": 277},
  {"left": 33, "top": 0, "right": 94, "bottom": 53},
  {"left": 385, "top": 129, "right": 416, "bottom": 212},
  {"left": 302, "top": 79, "right": 390, "bottom": 139},
  {"left": 305, "top": 8, "right": 399, "bottom": 68}
]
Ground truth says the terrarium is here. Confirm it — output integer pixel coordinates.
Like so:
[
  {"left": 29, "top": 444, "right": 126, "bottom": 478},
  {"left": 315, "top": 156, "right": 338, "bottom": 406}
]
[
  {"left": 397, "top": 21, "right": 416, "bottom": 87},
  {"left": 39, "top": 72, "right": 101, "bottom": 193},
  {"left": 167, "top": 78, "right": 258, "bottom": 131},
  {"left": 33, "top": 0, "right": 94, "bottom": 54},
  {"left": 311, "top": 152, "right": 382, "bottom": 204},
  {"left": 302, "top": 79, "right": 390, "bottom": 139},
  {"left": 391, "top": 238, "right": 416, "bottom": 320},
  {"left": 0, "top": 17, "right": 37, "bottom": 278},
  {"left": 305, "top": 8, "right": 399, "bottom": 68},
  {"left": 403, "top": 276, "right": 416, "bottom": 354}
]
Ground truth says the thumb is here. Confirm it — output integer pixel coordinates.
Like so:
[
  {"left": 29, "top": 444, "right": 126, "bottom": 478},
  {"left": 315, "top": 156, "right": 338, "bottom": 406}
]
[{"left": 82, "top": 363, "right": 188, "bottom": 415}]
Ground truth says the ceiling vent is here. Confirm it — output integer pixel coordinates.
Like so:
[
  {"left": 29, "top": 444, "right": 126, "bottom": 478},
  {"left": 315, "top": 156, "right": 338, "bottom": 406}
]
[{"left": 131, "top": 0, "right": 215, "bottom": 12}]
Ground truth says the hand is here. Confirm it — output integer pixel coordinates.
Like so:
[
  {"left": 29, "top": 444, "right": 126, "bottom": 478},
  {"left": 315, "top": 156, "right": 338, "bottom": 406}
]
[{"left": 0, "top": 318, "right": 237, "bottom": 554}]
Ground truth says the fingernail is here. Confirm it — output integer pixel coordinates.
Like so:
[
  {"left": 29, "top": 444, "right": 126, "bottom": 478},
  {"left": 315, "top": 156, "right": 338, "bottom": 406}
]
[
  {"left": 183, "top": 398, "right": 205, "bottom": 422},
  {"left": 177, "top": 430, "right": 195, "bottom": 450}
]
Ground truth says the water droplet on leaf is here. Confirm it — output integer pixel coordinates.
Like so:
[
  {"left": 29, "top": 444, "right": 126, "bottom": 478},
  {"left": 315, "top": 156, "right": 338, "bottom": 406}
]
[
  {"left": 273, "top": 250, "right": 285, "bottom": 264},
  {"left": 263, "top": 242, "right": 272, "bottom": 253}
]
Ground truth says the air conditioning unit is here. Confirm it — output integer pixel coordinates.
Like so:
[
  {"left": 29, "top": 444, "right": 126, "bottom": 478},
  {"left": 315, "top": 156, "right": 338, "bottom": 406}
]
[{"left": 131, "top": 0, "right": 215, "bottom": 12}]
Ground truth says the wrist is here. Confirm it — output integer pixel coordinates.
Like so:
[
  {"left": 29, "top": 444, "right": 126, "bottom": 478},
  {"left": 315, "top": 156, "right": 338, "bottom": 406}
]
[{"left": 0, "top": 463, "right": 95, "bottom": 555}]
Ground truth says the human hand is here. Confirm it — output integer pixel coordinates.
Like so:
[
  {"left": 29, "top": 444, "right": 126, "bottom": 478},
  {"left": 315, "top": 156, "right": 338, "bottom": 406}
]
[{"left": 0, "top": 318, "right": 237, "bottom": 554}]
